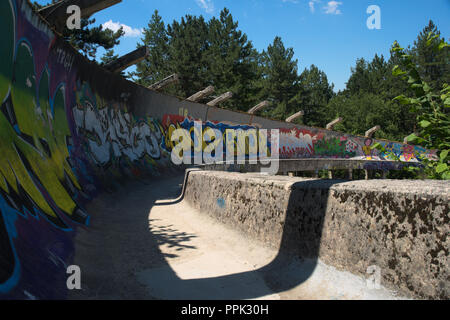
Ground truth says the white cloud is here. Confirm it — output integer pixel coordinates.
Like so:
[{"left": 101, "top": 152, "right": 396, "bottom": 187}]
[
  {"left": 195, "top": 0, "right": 215, "bottom": 14},
  {"left": 323, "top": 1, "right": 342, "bottom": 14},
  {"left": 102, "top": 20, "right": 143, "bottom": 38},
  {"left": 309, "top": 0, "right": 320, "bottom": 13}
]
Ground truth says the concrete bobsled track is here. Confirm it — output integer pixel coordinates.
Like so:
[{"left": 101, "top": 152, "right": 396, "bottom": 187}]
[{"left": 0, "top": 0, "right": 448, "bottom": 300}]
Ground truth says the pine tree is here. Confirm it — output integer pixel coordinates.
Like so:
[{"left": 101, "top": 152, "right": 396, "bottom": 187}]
[
  {"left": 205, "top": 8, "right": 260, "bottom": 111},
  {"left": 100, "top": 49, "right": 119, "bottom": 65},
  {"left": 260, "top": 37, "right": 299, "bottom": 120},
  {"left": 32, "top": 1, "right": 124, "bottom": 59},
  {"left": 345, "top": 58, "right": 370, "bottom": 95},
  {"left": 411, "top": 20, "right": 449, "bottom": 90},
  {"left": 132, "top": 10, "right": 170, "bottom": 87},
  {"left": 166, "top": 14, "right": 210, "bottom": 97},
  {"left": 297, "top": 64, "right": 334, "bottom": 126}
]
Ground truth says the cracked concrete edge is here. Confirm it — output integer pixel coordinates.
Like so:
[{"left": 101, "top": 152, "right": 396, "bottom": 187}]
[{"left": 182, "top": 170, "right": 449, "bottom": 299}]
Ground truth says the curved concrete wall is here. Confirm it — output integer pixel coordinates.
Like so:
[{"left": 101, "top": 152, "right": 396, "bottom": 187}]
[
  {"left": 184, "top": 170, "right": 449, "bottom": 299},
  {"left": 0, "top": 0, "right": 439, "bottom": 299}
]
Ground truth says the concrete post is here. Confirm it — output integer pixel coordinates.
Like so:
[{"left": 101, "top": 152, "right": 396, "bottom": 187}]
[
  {"left": 104, "top": 47, "right": 148, "bottom": 73},
  {"left": 285, "top": 111, "right": 304, "bottom": 123},
  {"left": 326, "top": 117, "right": 343, "bottom": 130},
  {"left": 248, "top": 101, "right": 270, "bottom": 114},
  {"left": 148, "top": 74, "right": 179, "bottom": 91},
  {"left": 39, "top": 0, "right": 122, "bottom": 32},
  {"left": 365, "top": 125, "right": 381, "bottom": 138},
  {"left": 186, "top": 86, "right": 214, "bottom": 102},
  {"left": 207, "top": 92, "right": 233, "bottom": 107}
]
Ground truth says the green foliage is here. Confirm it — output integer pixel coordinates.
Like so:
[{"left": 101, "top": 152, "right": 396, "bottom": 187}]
[
  {"left": 132, "top": 10, "right": 170, "bottom": 87},
  {"left": 32, "top": 1, "right": 124, "bottom": 59},
  {"left": 387, "top": 35, "right": 449, "bottom": 179},
  {"left": 296, "top": 65, "right": 335, "bottom": 126},
  {"left": 100, "top": 49, "right": 119, "bottom": 65},
  {"left": 410, "top": 20, "right": 450, "bottom": 91},
  {"left": 132, "top": 9, "right": 260, "bottom": 110},
  {"left": 324, "top": 92, "right": 412, "bottom": 140},
  {"left": 205, "top": 9, "right": 260, "bottom": 111},
  {"left": 132, "top": 9, "right": 335, "bottom": 117},
  {"left": 62, "top": 18, "right": 124, "bottom": 59},
  {"left": 258, "top": 36, "right": 300, "bottom": 120},
  {"left": 324, "top": 20, "right": 447, "bottom": 146}
]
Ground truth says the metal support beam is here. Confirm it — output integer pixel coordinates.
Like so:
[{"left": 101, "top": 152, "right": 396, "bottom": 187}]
[
  {"left": 248, "top": 101, "right": 270, "bottom": 114},
  {"left": 186, "top": 86, "right": 214, "bottom": 102},
  {"left": 104, "top": 46, "right": 148, "bottom": 73},
  {"left": 365, "top": 125, "right": 381, "bottom": 138},
  {"left": 285, "top": 111, "right": 304, "bottom": 123},
  {"left": 207, "top": 92, "right": 233, "bottom": 107},
  {"left": 326, "top": 117, "right": 343, "bottom": 130},
  {"left": 148, "top": 74, "right": 179, "bottom": 91},
  {"left": 38, "top": 0, "right": 122, "bottom": 32}
]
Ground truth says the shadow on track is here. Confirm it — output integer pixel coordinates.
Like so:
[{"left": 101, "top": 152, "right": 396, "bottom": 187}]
[{"left": 70, "top": 170, "right": 344, "bottom": 300}]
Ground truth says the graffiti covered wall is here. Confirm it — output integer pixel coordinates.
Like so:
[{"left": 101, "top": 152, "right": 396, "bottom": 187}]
[
  {"left": 0, "top": 0, "right": 174, "bottom": 299},
  {"left": 277, "top": 127, "right": 436, "bottom": 162},
  {"left": 0, "top": 0, "right": 437, "bottom": 299}
]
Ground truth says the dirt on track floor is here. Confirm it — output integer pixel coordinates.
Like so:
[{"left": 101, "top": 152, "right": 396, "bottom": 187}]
[{"left": 68, "top": 173, "right": 405, "bottom": 300}]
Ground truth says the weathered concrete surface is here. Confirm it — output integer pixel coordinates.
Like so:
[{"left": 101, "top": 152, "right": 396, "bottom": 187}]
[
  {"left": 184, "top": 171, "right": 449, "bottom": 299},
  {"left": 68, "top": 173, "right": 407, "bottom": 300},
  {"left": 201, "top": 158, "right": 423, "bottom": 174}
]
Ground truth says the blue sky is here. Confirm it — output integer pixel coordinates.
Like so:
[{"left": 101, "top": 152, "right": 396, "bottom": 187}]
[{"left": 36, "top": 0, "right": 449, "bottom": 91}]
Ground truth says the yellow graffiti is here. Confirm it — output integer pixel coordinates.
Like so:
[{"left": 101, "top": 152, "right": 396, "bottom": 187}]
[
  {"left": 163, "top": 121, "right": 263, "bottom": 159},
  {"left": 0, "top": 40, "right": 81, "bottom": 224}
]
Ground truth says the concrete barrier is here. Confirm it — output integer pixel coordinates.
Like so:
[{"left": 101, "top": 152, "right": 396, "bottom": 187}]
[{"left": 184, "top": 170, "right": 449, "bottom": 299}]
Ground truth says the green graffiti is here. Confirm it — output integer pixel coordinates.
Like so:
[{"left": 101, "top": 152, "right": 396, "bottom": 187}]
[
  {"left": 0, "top": 0, "right": 14, "bottom": 103},
  {"left": 0, "top": 40, "right": 82, "bottom": 226},
  {"left": 315, "top": 137, "right": 356, "bottom": 158}
]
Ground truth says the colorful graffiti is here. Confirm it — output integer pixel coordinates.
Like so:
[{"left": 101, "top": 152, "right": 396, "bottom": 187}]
[
  {"left": 278, "top": 127, "right": 437, "bottom": 162},
  {"left": 279, "top": 128, "right": 319, "bottom": 158},
  {"left": 0, "top": 0, "right": 92, "bottom": 298},
  {"left": 161, "top": 114, "right": 269, "bottom": 160},
  {"left": 0, "top": 0, "right": 168, "bottom": 299},
  {"left": 73, "top": 83, "right": 163, "bottom": 166}
]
